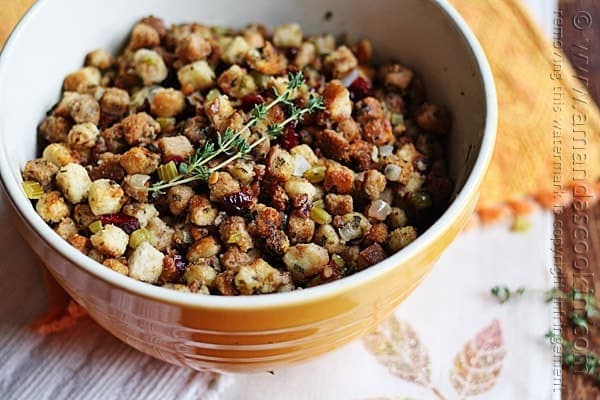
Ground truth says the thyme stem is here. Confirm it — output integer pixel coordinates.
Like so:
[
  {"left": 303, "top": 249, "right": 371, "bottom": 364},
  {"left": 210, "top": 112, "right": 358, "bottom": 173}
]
[{"left": 149, "top": 71, "right": 324, "bottom": 195}]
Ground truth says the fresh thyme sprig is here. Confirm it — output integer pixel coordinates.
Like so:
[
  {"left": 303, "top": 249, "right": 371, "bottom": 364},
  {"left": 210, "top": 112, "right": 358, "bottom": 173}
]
[
  {"left": 493, "top": 284, "right": 600, "bottom": 386},
  {"left": 546, "top": 330, "right": 600, "bottom": 385},
  {"left": 490, "top": 285, "right": 599, "bottom": 318},
  {"left": 150, "top": 71, "right": 324, "bottom": 195}
]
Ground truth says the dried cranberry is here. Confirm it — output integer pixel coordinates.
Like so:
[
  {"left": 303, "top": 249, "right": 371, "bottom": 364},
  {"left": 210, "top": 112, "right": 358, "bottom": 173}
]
[
  {"left": 278, "top": 124, "right": 299, "bottom": 150},
  {"left": 293, "top": 194, "right": 311, "bottom": 218},
  {"left": 160, "top": 253, "right": 187, "bottom": 283},
  {"left": 349, "top": 77, "right": 373, "bottom": 101},
  {"left": 173, "top": 253, "right": 187, "bottom": 275},
  {"left": 285, "top": 47, "right": 299, "bottom": 59},
  {"left": 100, "top": 214, "right": 140, "bottom": 234},
  {"left": 221, "top": 191, "right": 256, "bottom": 215},
  {"left": 241, "top": 93, "right": 265, "bottom": 112},
  {"left": 90, "top": 138, "right": 108, "bottom": 164}
]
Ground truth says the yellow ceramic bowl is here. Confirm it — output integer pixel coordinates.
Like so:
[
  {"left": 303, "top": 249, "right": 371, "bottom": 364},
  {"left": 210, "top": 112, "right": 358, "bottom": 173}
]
[{"left": 0, "top": 0, "right": 496, "bottom": 372}]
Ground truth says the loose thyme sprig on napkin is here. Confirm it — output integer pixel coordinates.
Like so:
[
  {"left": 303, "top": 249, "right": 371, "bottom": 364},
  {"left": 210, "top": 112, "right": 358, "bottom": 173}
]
[{"left": 150, "top": 72, "right": 324, "bottom": 195}]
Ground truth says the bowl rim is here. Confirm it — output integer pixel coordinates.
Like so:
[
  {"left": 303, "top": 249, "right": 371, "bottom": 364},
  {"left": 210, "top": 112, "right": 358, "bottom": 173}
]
[{"left": 0, "top": 0, "right": 497, "bottom": 310}]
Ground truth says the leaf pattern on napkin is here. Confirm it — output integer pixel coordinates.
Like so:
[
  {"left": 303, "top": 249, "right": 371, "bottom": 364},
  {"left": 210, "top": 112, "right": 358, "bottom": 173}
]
[
  {"left": 363, "top": 316, "right": 431, "bottom": 387},
  {"left": 449, "top": 319, "right": 506, "bottom": 398}
]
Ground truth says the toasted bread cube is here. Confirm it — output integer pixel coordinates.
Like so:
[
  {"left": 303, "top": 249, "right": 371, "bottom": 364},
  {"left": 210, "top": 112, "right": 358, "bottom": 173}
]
[
  {"left": 324, "top": 162, "right": 354, "bottom": 194},
  {"left": 217, "top": 65, "right": 257, "bottom": 98},
  {"left": 183, "top": 262, "right": 217, "bottom": 289},
  {"left": 208, "top": 172, "right": 240, "bottom": 202},
  {"left": 23, "top": 158, "right": 59, "bottom": 188},
  {"left": 55, "top": 217, "right": 78, "bottom": 240},
  {"left": 122, "top": 203, "right": 158, "bottom": 228},
  {"left": 39, "top": 115, "right": 71, "bottom": 143},
  {"left": 177, "top": 60, "right": 215, "bottom": 92},
  {"left": 363, "top": 170, "right": 387, "bottom": 200},
  {"left": 120, "top": 147, "right": 160, "bottom": 175},
  {"left": 150, "top": 88, "right": 186, "bottom": 118},
  {"left": 187, "top": 236, "right": 222, "bottom": 262},
  {"left": 234, "top": 258, "right": 283, "bottom": 295},
  {"left": 133, "top": 49, "right": 168, "bottom": 85},
  {"left": 189, "top": 195, "right": 219, "bottom": 226},
  {"left": 314, "top": 224, "right": 344, "bottom": 253},
  {"left": 55, "top": 163, "right": 92, "bottom": 204},
  {"left": 63, "top": 67, "right": 101, "bottom": 93},
  {"left": 88, "top": 179, "right": 126, "bottom": 215},
  {"left": 283, "top": 243, "right": 329, "bottom": 282},
  {"left": 167, "top": 185, "right": 194, "bottom": 216},
  {"left": 36, "top": 191, "right": 70, "bottom": 223},
  {"left": 204, "top": 94, "right": 234, "bottom": 131},
  {"left": 146, "top": 216, "right": 174, "bottom": 251},
  {"left": 128, "top": 22, "right": 161, "bottom": 51},
  {"left": 85, "top": 49, "right": 114, "bottom": 70},
  {"left": 381, "top": 64, "right": 414, "bottom": 91},
  {"left": 323, "top": 80, "right": 352, "bottom": 122},
  {"left": 287, "top": 214, "right": 315, "bottom": 244},
  {"left": 324, "top": 46, "right": 358, "bottom": 78},
  {"left": 324, "top": 193, "right": 353, "bottom": 215},
  {"left": 221, "top": 36, "right": 250, "bottom": 65},
  {"left": 294, "top": 42, "right": 316, "bottom": 69},
  {"left": 175, "top": 33, "right": 212, "bottom": 63},
  {"left": 42, "top": 143, "right": 76, "bottom": 167},
  {"left": 267, "top": 146, "right": 294, "bottom": 182},
  {"left": 219, "top": 216, "right": 253, "bottom": 251},
  {"left": 103, "top": 258, "right": 129, "bottom": 275},
  {"left": 157, "top": 136, "right": 194, "bottom": 162},
  {"left": 128, "top": 241, "right": 164, "bottom": 283},
  {"left": 284, "top": 177, "right": 317, "bottom": 200},
  {"left": 121, "top": 112, "right": 160, "bottom": 146},
  {"left": 387, "top": 226, "right": 417, "bottom": 252},
  {"left": 90, "top": 224, "right": 128, "bottom": 257},
  {"left": 122, "top": 174, "right": 150, "bottom": 203},
  {"left": 68, "top": 122, "right": 99, "bottom": 149},
  {"left": 273, "top": 23, "right": 303, "bottom": 48},
  {"left": 312, "top": 34, "right": 336, "bottom": 55}
]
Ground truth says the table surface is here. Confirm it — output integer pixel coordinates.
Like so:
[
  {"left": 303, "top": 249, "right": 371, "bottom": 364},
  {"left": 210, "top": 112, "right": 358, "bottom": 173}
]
[{"left": 556, "top": 0, "right": 600, "bottom": 398}]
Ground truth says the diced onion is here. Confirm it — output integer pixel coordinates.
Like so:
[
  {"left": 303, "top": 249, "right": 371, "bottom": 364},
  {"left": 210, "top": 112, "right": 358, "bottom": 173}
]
[
  {"left": 367, "top": 200, "right": 392, "bottom": 221},
  {"left": 340, "top": 69, "right": 360, "bottom": 87},
  {"left": 371, "top": 146, "right": 379, "bottom": 162},
  {"left": 293, "top": 154, "right": 312, "bottom": 177},
  {"left": 337, "top": 213, "right": 370, "bottom": 242},
  {"left": 384, "top": 164, "right": 402, "bottom": 182},
  {"left": 415, "top": 158, "right": 428, "bottom": 172},
  {"left": 379, "top": 145, "right": 394, "bottom": 157}
]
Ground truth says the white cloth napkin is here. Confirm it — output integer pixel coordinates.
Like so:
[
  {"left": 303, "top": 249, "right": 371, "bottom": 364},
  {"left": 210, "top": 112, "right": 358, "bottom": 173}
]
[{"left": 220, "top": 211, "right": 557, "bottom": 400}]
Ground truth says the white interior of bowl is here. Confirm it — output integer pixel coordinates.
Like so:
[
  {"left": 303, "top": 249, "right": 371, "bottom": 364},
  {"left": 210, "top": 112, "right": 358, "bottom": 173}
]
[{"left": 0, "top": 0, "right": 496, "bottom": 308}]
